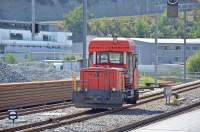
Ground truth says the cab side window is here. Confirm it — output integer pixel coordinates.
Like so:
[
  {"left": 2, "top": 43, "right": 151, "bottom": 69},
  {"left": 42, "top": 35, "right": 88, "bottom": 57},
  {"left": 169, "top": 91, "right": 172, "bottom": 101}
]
[
  {"left": 132, "top": 55, "right": 138, "bottom": 69},
  {"left": 127, "top": 53, "right": 133, "bottom": 69},
  {"left": 88, "top": 53, "right": 93, "bottom": 66}
]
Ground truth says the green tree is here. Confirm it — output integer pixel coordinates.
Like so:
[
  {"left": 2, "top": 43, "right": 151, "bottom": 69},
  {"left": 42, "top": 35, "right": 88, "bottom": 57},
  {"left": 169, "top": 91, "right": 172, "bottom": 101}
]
[
  {"left": 64, "top": 6, "right": 83, "bottom": 42},
  {"left": 157, "top": 12, "right": 174, "bottom": 38},
  {"left": 27, "top": 54, "right": 33, "bottom": 62},
  {"left": 89, "top": 16, "right": 154, "bottom": 38},
  {"left": 5, "top": 53, "right": 18, "bottom": 64},
  {"left": 70, "top": 55, "right": 76, "bottom": 60},
  {"left": 88, "top": 10, "right": 198, "bottom": 39},
  {"left": 187, "top": 51, "right": 200, "bottom": 72},
  {"left": 134, "top": 17, "right": 151, "bottom": 38},
  {"left": 189, "top": 10, "right": 200, "bottom": 38},
  {"left": 64, "top": 6, "right": 94, "bottom": 42},
  {"left": 64, "top": 55, "right": 76, "bottom": 61},
  {"left": 64, "top": 55, "right": 71, "bottom": 61}
]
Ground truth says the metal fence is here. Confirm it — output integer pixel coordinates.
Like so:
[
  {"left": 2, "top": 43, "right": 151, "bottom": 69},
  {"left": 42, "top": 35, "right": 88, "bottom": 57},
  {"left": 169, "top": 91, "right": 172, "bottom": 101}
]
[
  {"left": 0, "top": 52, "right": 82, "bottom": 83},
  {"left": 139, "top": 64, "right": 200, "bottom": 83},
  {"left": 1, "top": 52, "right": 200, "bottom": 84},
  {"left": 187, "top": 72, "right": 200, "bottom": 80}
]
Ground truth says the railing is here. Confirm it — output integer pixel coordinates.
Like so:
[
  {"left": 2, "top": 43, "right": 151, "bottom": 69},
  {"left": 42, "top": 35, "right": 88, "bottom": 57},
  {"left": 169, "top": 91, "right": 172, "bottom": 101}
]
[{"left": 187, "top": 72, "right": 200, "bottom": 80}]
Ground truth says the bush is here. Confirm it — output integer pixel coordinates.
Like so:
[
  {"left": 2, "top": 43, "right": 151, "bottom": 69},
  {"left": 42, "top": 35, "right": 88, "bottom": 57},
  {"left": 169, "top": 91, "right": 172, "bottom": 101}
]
[
  {"left": 187, "top": 50, "right": 200, "bottom": 72},
  {"left": 27, "top": 54, "right": 33, "bottom": 62},
  {"left": 70, "top": 55, "right": 76, "bottom": 60},
  {"left": 5, "top": 53, "right": 18, "bottom": 64},
  {"left": 64, "top": 55, "right": 70, "bottom": 61},
  {"left": 64, "top": 55, "right": 76, "bottom": 61}
]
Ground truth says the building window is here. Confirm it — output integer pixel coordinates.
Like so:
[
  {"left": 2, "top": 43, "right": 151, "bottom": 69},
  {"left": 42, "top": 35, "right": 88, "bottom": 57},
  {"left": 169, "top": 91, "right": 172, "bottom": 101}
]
[
  {"left": 43, "top": 35, "right": 49, "bottom": 41},
  {"left": 192, "top": 46, "right": 198, "bottom": 50},
  {"left": 158, "top": 57, "right": 161, "bottom": 62},
  {"left": 175, "top": 46, "right": 181, "bottom": 50},
  {"left": 164, "top": 46, "right": 168, "bottom": 50},
  {"left": 186, "top": 46, "right": 191, "bottom": 50},
  {"left": 175, "top": 57, "right": 179, "bottom": 62},
  {"left": 0, "top": 45, "right": 5, "bottom": 54},
  {"left": 10, "top": 33, "right": 23, "bottom": 40},
  {"left": 158, "top": 46, "right": 164, "bottom": 50},
  {"left": 67, "top": 36, "right": 72, "bottom": 40}
]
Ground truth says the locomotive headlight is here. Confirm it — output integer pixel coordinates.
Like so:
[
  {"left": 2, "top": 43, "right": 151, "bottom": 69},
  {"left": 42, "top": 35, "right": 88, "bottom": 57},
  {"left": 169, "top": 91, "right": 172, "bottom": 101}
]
[
  {"left": 112, "top": 88, "right": 116, "bottom": 92},
  {"left": 77, "top": 87, "right": 81, "bottom": 91}
]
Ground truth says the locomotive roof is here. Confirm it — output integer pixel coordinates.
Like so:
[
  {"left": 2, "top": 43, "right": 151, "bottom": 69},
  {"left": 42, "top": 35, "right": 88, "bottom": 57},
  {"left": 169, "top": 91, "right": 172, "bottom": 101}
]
[{"left": 89, "top": 38, "right": 136, "bottom": 53}]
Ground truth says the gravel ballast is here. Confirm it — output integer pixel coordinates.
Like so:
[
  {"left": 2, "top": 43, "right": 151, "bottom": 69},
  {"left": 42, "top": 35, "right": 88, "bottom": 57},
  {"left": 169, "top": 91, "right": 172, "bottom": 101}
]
[
  {"left": 0, "top": 64, "right": 29, "bottom": 83},
  {"left": 0, "top": 107, "right": 88, "bottom": 130},
  {"left": 0, "top": 88, "right": 200, "bottom": 131},
  {"left": 10, "top": 62, "right": 76, "bottom": 81},
  {"left": 50, "top": 88, "right": 200, "bottom": 132},
  {"left": 0, "top": 62, "right": 79, "bottom": 83}
]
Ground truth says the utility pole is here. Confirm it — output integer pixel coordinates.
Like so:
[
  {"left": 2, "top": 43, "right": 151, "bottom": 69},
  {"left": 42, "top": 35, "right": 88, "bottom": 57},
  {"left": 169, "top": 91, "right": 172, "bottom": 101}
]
[
  {"left": 31, "top": 0, "right": 36, "bottom": 40},
  {"left": 83, "top": 0, "right": 87, "bottom": 68},
  {"left": 154, "top": 15, "right": 159, "bottom": 86},
  {"left": 183, "top": 10, "right": 187, "bottom": 82}
]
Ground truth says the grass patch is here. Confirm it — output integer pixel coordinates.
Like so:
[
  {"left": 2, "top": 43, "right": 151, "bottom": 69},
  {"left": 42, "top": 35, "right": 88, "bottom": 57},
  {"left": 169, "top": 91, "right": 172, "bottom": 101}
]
[
  {"left": 139, "top": 75, "right": 173, "bottom": 88},
  {"left": 139, "top": 76, "right": 154, "bottom": 88}
]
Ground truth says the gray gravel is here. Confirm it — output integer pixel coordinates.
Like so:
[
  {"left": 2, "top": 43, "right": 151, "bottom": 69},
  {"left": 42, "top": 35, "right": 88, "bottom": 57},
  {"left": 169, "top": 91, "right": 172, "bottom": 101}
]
[
  {"left": 10, "top": 62, "right": 75, "bottom": 81},
  {"left": 0, "top": 106, "right": 88, "bottom": 130},
  {"left": 0, "top": 62, "right": 79, "bottom": 83},
  {"left": 50, "top": 88, "right": 200, "bottom": 132},
  {"left": 0, "top": 64, "right": 29, "bottom": 83},
  {"left": 0, "top": 88, "right": 199, "bottom": 131}
]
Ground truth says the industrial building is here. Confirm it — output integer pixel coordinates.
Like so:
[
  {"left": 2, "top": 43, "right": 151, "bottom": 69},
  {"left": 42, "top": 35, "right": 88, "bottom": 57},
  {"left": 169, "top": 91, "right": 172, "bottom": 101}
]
[
  {"left": 0, "top": 28, "right": 72, "bottom": 61},
  {"left": 132, "top": 38, "right": 200, "bottom": 65}
]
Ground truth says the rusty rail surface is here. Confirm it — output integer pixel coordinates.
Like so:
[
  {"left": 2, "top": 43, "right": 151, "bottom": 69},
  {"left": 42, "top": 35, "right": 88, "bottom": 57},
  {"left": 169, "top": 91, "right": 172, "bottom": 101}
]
[
  {"left": 0, "top": 101, "right": 73, "bottom": 120},
  {"left": 0, "top": 80, "right": 79, "bottom": 111}
]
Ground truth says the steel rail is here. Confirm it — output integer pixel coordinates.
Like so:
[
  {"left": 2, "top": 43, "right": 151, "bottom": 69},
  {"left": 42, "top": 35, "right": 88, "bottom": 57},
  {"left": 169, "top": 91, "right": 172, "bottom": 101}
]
[
  {"left": 0, "top": 101, "right": 73, "bottom": 120},
  {"left": 107, "top": 102, "right": 200, "bottom": 132},
  {"left": 1, "top": 82, "right": 199, "bottom": 132},
  {"left": 0, "top": 84, "right": 174, "bottom": 120},
  {"left": 0, "top": 81, "right": 175, "bottom": 120},
  {"left": 140, "top": 81, "right": 200, "bottom": 99},
  {"left": 0, "top": 82, "right": 197, "bottom": 120}
]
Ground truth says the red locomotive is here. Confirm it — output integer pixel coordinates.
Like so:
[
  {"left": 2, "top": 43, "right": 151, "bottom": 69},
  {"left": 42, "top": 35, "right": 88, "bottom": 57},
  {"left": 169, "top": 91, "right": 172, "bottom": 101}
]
[{"left": 73, "top": 37, "right": 139, "bottom": 109}]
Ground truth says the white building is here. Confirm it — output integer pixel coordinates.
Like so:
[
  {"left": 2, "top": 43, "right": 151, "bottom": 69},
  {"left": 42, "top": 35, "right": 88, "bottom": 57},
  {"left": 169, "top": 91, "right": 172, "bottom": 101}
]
[{"left": 0, "top": 29, "right": 72, "bottom": 61}]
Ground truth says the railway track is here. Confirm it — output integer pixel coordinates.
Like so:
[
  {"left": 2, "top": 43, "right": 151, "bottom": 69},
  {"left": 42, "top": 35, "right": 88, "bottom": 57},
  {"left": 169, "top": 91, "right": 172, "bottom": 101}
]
[
  {"left": 0, "top": 101, "right": 73, "bottom": 120},
  {"left": 1, "top": 80, "right": 199, "bottom": 132},
  {"left": 0, "top": 79, "right": 170, "bottom": 112},
  {"left": 0, "top": 80, "right": 170, "bottom": 120},
  {"left": 107, "top": 102, "right": 200, "bottom": 132}
]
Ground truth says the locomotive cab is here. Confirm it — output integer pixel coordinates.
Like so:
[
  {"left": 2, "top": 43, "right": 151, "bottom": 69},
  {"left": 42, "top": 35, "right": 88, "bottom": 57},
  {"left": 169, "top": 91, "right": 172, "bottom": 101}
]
[{"left": 73, "top": 38, "right": 139, "bottom": 109}]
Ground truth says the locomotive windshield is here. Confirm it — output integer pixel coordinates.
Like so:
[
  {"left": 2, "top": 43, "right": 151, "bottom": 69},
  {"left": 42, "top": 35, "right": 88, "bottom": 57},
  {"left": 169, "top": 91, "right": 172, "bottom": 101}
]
[{"left": 97, "top": 52, "right": 123, "bottom": 64}]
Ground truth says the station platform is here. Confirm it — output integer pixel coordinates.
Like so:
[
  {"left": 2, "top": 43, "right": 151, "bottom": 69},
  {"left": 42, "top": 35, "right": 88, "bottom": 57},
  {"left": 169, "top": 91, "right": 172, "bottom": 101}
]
[{"left": 132, "top": 108, "right": 200, "bottom": 132}]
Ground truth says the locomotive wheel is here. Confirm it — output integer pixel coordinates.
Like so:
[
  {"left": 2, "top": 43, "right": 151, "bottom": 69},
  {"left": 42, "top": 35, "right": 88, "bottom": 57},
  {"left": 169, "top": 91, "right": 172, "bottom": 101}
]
[
  {"left": 125, "top": 97, "right": 136, "bottom": 104},
  {"left": 126, "top": 89, "right": 139, "bottom": 104},
  {"left": 134, "top": 89, "right": 139, "bottom": 101},
  {"left": 127, "top": 97, "right": 137, "bottom": 104}
]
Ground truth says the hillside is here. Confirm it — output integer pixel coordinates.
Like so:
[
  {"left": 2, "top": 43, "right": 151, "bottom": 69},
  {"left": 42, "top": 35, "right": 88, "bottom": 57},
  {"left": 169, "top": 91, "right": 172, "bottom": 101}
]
[{"left": 0, "top": 0, "right": 198, "bottom": 21}]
